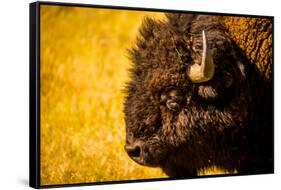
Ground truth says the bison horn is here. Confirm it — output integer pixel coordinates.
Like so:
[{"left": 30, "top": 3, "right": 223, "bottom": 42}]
[{"left": 188, "top": 30, "right": 215, "bottom": 83}]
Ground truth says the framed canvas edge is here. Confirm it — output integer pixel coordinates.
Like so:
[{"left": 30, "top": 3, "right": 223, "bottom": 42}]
[
  {"left": 29, "top": 1, "right": 275, "bottom": 188},
  {"left": 30, "top": 1, "right": 41, "bottom": 189}
]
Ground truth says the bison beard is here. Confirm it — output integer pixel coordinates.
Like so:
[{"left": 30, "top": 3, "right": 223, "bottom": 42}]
[{"left": 124, "top": 14, "right": 273, "bottom": 177}]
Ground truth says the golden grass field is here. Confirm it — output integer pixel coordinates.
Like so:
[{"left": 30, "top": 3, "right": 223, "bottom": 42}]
[{"left": 40, "top": 5, "right": 231, "bottom": 185}]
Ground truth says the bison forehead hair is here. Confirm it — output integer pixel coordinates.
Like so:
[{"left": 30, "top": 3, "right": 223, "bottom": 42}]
[{"left": 124, "top": 13, "right": 272, "bottom": 177}]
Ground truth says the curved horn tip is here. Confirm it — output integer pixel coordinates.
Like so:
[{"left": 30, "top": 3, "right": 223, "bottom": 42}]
[{"left": 187, "top": 30, "right": 215, "bottom": 83}]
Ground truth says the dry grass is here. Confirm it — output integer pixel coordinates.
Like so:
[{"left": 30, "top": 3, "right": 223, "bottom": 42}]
[
  {"left": 40, "top": 5, "right": 230, "bottom": 185},
  {"left": 40, "top": 5, "right": 167, "bottom": 185}
]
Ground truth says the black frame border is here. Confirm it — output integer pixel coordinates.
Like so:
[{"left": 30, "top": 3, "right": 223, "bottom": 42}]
[
  {"left": 29, "top": 1, "right": 274, "bottom": 189},
  {"left": 30, "top": 1, "right": 41, "bottom": 189}
]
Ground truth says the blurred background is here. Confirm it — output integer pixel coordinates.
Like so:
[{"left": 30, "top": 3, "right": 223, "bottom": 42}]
[{"left": 40, "top": 5, "right": 167, "bottom": 185}]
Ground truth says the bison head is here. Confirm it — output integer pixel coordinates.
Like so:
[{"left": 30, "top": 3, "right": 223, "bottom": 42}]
[{"left": 124, "top": 14, "right": 250, "bottom": 176}]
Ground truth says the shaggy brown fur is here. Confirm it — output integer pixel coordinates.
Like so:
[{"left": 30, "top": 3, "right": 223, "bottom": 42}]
[
  {"left": 124, "top": 13, "right": 273, "bottom": 177},
  {"left": 221, "top": 17, "right": 273, "bottom": 80}
]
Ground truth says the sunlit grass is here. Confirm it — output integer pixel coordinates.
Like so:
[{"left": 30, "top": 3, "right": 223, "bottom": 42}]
[
  {"left": 40, "top": 5, "right": 167, "bottom": 185},
  {"left": 198, "top": 166, "right": 237, "bottom": 176},
  {"left": 40, "top": 5, "right": 229, "bottom": 185}
]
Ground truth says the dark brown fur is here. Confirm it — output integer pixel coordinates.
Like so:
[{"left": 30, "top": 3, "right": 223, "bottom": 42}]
[{"left": 124, "top": 13, "right": 273, "bottom": 177}]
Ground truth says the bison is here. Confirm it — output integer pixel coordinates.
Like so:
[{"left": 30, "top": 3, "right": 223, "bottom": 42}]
[{"left": 124, "top": 13, "right": 273, "bottom": 177}]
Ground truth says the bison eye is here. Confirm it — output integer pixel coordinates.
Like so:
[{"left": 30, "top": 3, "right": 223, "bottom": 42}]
[{"left": 160, "top": 89, "right": 183, "bottom": 112}]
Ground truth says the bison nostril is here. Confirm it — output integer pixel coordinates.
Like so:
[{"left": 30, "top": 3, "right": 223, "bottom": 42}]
[{"left": 126, "top": 145, "right": 141, "bottom": 158}]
